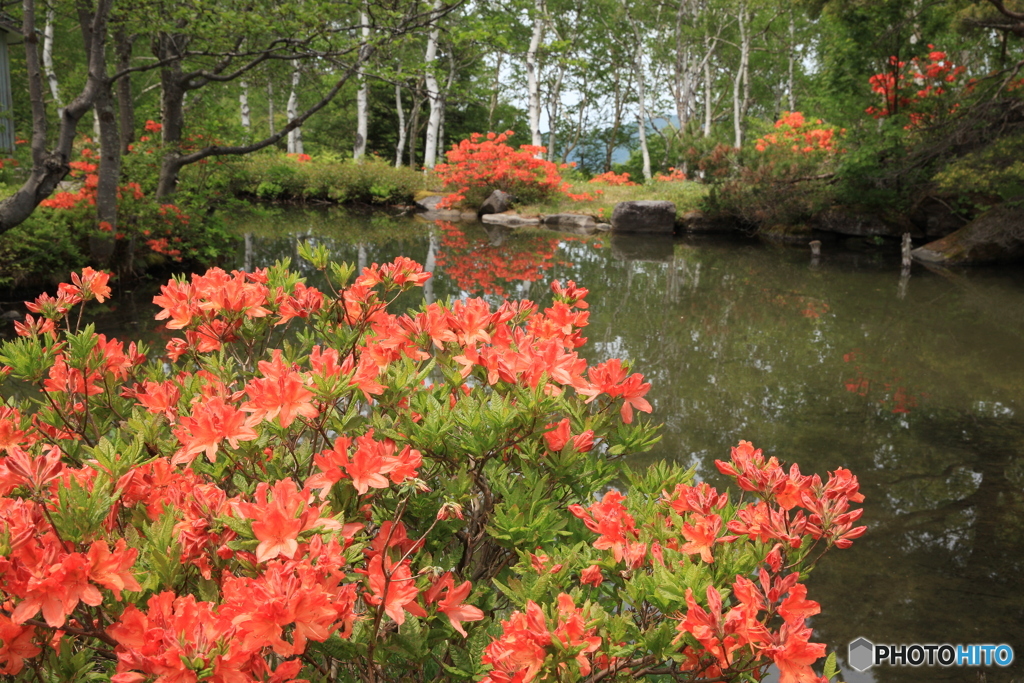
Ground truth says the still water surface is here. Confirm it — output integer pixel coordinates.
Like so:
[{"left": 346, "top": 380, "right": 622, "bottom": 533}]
[{"left": 21, "top": 208, "right": 1024, "bottom": 681}]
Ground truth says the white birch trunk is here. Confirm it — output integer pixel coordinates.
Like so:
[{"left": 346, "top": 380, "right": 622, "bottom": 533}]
[
  {"left": 526, "top": 0, "right": 546, "bottom": 150},
  {"left": 43, "top": 7, "right": 63, "bottom": 117},
  {"left": 240, "top": 81, "right": 251, "bottom": 130},
  {"left": 787, "top": 8, "right": 796, "bottom": 112},
  {"left": 395, "top": 83, "right": 406, "bottom": 167},
  {"left": 732, "top": 1, "right": 749, "bottom": 148},
  {"left": 287, "top": 69, "right": 303, "bottom": 154},
  {"left": 626, "top": 9, "right": 651, "bottom": 181},
  {"left": 703, "top": 34, "right": 715, "bottom": 137},
  {"left": 546, "top": 63, "right": 565, "bottom": 161},
  {"left": 422, "top": 0, "right": 443, "bottom": 169},
  {"left": 354, "top": 6, "right": 370, "bottom": 161}
]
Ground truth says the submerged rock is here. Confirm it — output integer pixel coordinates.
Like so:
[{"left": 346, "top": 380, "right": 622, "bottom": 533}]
[
  {"left": 611, "top": 200, "right": 676, "bottom": 234},
  {"left": 541, "top": 213, "right": 596, "bottom": 229},
  {"left": 481, "top": 212, "right": 541, "bottom": 226},
  {"left": 912, "top": 202, "right": 1024, "bottom": 265}
]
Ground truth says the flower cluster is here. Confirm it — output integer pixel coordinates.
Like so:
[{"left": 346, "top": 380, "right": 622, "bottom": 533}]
[
  {"left": 753, "top": 112, "right": 842, "bottom": 154},
  {"left": 434, "top": 131, "right": 597, "bottom": 208},
  {"left": 588, "top": 171, "right": 637, "bottom": 186},
  {"left": 866, "top": 47, "right": 967, "bottom": 126},
  {"left": 655, "top": 167, "right": 688, "bottom": 182},
  {"left": 0, "top": 252, "right": 860, "bottom": 683}
]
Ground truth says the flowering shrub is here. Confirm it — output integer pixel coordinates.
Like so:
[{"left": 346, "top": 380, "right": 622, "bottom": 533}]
[
  {"left": 865, "top": 47, "right": 967, "bottom": 127},
  {"left": 753, "top": 113, "right": 842, "bottom": 155},
  {"left": 654, "top": 167, "right": 688, "bottom": 182},
  {"left": 0, "top": 254, "right": 862, "bottom": 682},
  {"left": 588, "top": 171, "right": 637, "bottom": 186},
  {"left": 709, "top": 113, "right": 844, "bottom": 229},
  {"left": 434, "top": 131, "right": 598, "bottom": 209}
]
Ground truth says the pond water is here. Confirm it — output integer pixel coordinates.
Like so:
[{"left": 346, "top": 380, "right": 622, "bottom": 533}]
[{"left": 7, "top": 207, "right": 1024, "bottom": 681}]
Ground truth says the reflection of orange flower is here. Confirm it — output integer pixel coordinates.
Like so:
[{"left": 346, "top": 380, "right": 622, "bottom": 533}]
[{"left": 434, "top": 222, "right": 563, "bottom": 297}]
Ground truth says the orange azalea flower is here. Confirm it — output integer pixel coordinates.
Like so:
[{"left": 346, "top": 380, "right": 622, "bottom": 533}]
[
  {"left": 0, "top": 615, "right": 40, "bottom": 675},
  {"left": 568, "top": 490, "right": 636, "bottom": 562},
  {"left": 243, "top": 350, "right": 318, "bottom": 428},
  {"left": 364, "top": 554, "right": 424, "bottom": 626},
  {"left": 172, "top": 395, "right": 259, "bottom": 465},
  {"left": 679, "top": 512, "right": 724, "bottom": 564}
]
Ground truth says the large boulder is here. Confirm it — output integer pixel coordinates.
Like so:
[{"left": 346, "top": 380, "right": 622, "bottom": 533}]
[
  {"left": 611, "top": 200, "right": 677, "bottom": 234},
  {"left": 478, "top": 190, "right": 514, "bottom": 217},
  {"left": 912, "top": 202, "right": 1024, "bottom": 265}
]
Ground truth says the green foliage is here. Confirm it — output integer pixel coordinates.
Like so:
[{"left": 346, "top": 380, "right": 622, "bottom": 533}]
[
  {"left": 933, "top": 129, "right": 1024, "bottom": 204},
  {"left": 229, "top": 152, "right": 426, "bottom": 204}
]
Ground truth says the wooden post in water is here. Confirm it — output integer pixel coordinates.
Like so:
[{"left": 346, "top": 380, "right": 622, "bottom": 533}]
[
  {"left": 898, "top": 233, "right": 912, "bottom": 300},
  {"left": 809, "top": 240, "right": 821, "bottom": 268}
]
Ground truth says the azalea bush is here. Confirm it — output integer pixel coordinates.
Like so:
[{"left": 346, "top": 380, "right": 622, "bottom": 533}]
[
  {"left": 0, "top": 253, "right": 863, "bottom": 682},
  {"left": 434, "top": 131, "right": 597, "bottom": 209},
  {"left": 709, "top": 113, "right": 844, "bottom": 231},
  {"left": 588, "top": 171, "right": 637, "bottom": 187}
]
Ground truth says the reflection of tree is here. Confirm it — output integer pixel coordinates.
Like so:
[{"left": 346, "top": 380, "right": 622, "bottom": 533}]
[
  {"left": 433, "top": 221, "right": 568, "bottom": 297},
  {"left": 810, "top": 413, "right": 1024, "bottom": 682}
]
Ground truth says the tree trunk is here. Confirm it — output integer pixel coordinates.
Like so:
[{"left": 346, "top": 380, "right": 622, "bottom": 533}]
[
  {"left": 354, "top": 6, "right": 370, "bottom": 161},
  {"left": 287, "top": 68, "right": 303, "bottom": 154},
  {"left": 43, "top": 6, "right": 62, "bottom": 117},
  {"left": 240, "top": 81, "right": 251, "bottom": 131},
  {"left": 422, "top": 0, "right": 443, "bottom": 169},
  {"left": 407, "top": 88, "right": 423, "bottom": 169},
  {"left": 487, "top": 53, "right": 503, "bottom": 132},
  {"left": 394, "top": 81, "right": 406, "bottom": 167},
  {"left": 93, "top": 80, "right": 120, "bottom": 266},
  {"left": 156, "top": 57, "right": 187, "bottom": 198},
  {"left": 116, "top": 29, "right": 135, "bottom": 154},
  {"left": 0, "top": 0, "right": 112, "bottom": 238},
  {"left": 703, "top": 34, "right": 715, "bottom": 138},
  {"left": 526, "top": 0, "right": 545, "bottom": 150},
  {"left": 268, "top": 80, "right": 275, "bottom": 137},
  {"left": 787, "top": 8, "right": 796, "bottom": 112},
  {"left": 546, "top": 62, "right": 565, "bottom": 161},
  {"left": 605, "top": 71, "right": 622, "bottom": 172},
  {"left": 626, "top": 7, "right": 651, "bottom": 180},
  {"left": 732, "top": 1, "right": 749, "bottom": 149}
]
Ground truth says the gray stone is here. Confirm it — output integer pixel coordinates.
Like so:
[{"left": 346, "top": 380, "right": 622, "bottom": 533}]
[
  {"left": 809, "top": 209, "right": 899, "bottom": 237},
  {"left": 912, "top": 201, "right": 1024, "bottom": 265},
  {"left": 478, "top": 190, "right": 513, "bottom": 217},
  {"left": 416, "top": 209, "right": 471, "bottom": 222},
  {"left": 481, "top": 213, "right": 541, "bottom": 226},
  {"left": 611, "top": 200, "right": 677, "bottom": 234},
  {"left": 414, "top": 194, "right": 446, "bottom": 211},
  {"left": 541, "top": 213, "right": 597, "bottom": 229}
]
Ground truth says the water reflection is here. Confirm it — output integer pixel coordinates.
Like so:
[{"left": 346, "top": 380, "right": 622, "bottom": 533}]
[
  {"left": 230, "top": 211, "right": 1024, "bottom": 680},
  {"left": 7, "top": 207, "right": 1022, "bottom": 680}
]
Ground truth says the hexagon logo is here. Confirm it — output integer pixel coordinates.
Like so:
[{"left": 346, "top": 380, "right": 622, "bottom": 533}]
[{"left": 849, "top": 637, "right": 875, "bottom": 672}]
